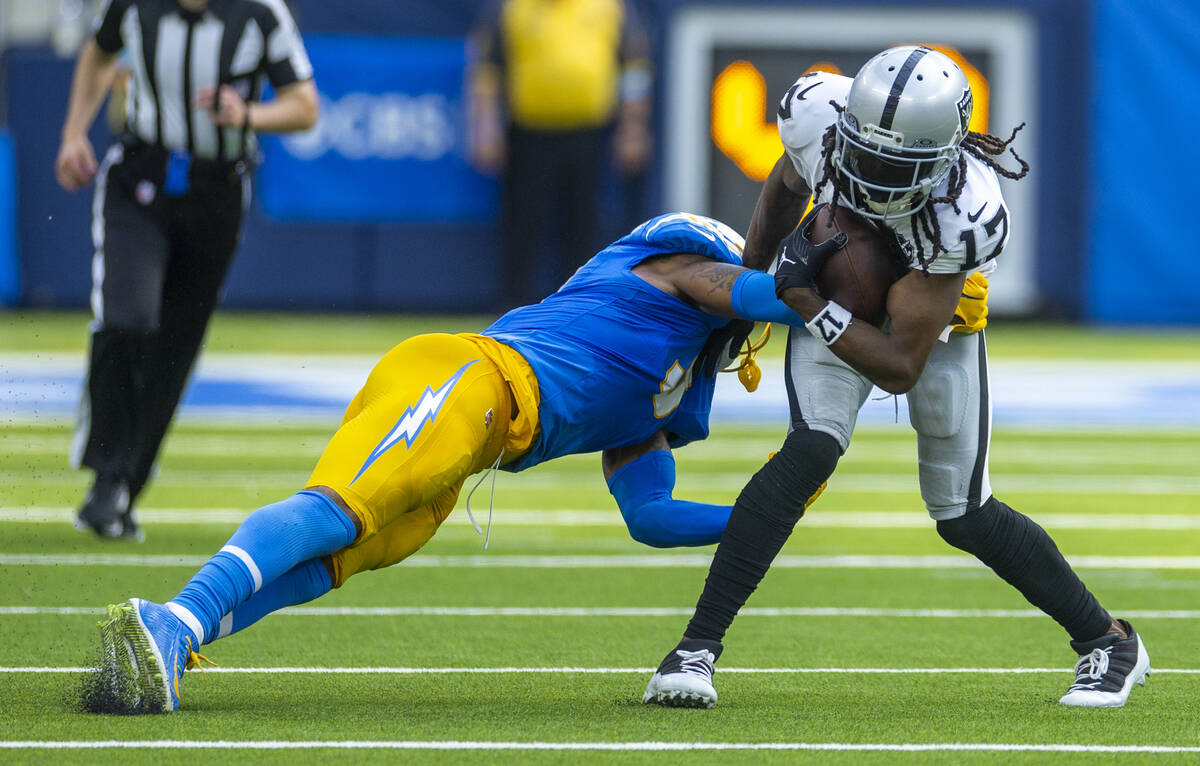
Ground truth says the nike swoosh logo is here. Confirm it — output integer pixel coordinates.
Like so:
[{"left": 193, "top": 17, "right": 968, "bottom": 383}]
[
  {"left": 796, "top": 83, "right": 820, "bottom": 101},
  {"left": 967, "top": 204, "right": 986, "bottom": 223}
]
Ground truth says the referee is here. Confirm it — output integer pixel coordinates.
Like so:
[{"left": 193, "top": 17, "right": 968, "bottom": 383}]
[{"left": 55, "top": 0, "right": 318, "bottom": 540}]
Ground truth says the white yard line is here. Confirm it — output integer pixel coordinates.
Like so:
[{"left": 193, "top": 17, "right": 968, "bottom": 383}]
[
  {"left": 10, "top": 433, "right": 1200, "bottom": 467},
  {"left": 5, "top": 553, "right": 1200, "bottom": 569},
  {"left": 7, "top": 507, "right": 1200, "bottom": 530},
  {"left": 0, "top": 741, "right": 1197, "bottom": 753},
  {"left": 0, "top": 508, "right": 258, "bottom": 524},
  {"left": 2, "top": 666, "right": 1198, "bottom": 675},
  {"left": 7, "top": 469, "right": 1200, "bottom": 493},
  {"left": 4, "top": 606, "right": 1199, "bottom": 619}
]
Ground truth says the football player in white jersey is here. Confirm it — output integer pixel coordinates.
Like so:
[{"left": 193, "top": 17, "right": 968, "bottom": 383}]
[{"left": 643, "top": 46, "right": 1149, "bottom": 710}]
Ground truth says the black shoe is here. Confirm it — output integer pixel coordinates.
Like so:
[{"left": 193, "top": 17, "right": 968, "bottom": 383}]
[
  {"left": 119, "top": 507, "right": 145, "bottom": 542},
  {"left": 74, "top": 475, "right": 130, "bottom": 539},
  {"left": 642, "top": 638, "right": 723, "bottom": 708},
  {"left": 1059, "top": 619, "right": 1150, "bottom": 707}
]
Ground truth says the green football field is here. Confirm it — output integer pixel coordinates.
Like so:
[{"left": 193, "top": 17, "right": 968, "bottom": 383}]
[{"left": 2, "top": 312, "right": 1199, "bottom": 763}]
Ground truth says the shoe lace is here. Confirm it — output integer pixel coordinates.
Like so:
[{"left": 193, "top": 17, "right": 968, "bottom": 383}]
[
  {"left": 1067, "top": 647, "right": 1111, "bottom": 691},
  {"left": 183, "top": 636, "right": 218, "bottom": 673},
  {"left": 674, "top": 649, "right": 715, "bottom": 679}
]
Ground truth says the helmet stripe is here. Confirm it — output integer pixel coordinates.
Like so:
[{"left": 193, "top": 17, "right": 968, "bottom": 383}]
[{"left": 879, "top": 47, "right": 930, "bottom": 131}]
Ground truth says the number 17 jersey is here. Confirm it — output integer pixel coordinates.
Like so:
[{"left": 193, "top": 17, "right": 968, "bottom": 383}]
[{"left": 777, "top": 70, "right": 1010, "bottom": 332}]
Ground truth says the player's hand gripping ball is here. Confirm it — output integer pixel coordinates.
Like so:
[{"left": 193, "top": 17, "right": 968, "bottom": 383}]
[{"left": 776, "top": 203, "right": 908, "bottom": 327}]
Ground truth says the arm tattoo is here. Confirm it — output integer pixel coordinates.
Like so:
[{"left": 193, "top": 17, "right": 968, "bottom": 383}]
[{"left": 692, "top": 262, "right": 741, "bottom": 297}]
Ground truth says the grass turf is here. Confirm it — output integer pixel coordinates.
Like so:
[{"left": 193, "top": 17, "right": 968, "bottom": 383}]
[
  {"left": 1, "top": 313, "right": 1198, "bottom": 763},
  {"left": 4, "top": 309, "right": 1200, "bottom": 359}
]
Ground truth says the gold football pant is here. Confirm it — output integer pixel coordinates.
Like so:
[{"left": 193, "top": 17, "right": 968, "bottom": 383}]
[{"left": 305, "top": 333, "right": 538, "bottom": 587}]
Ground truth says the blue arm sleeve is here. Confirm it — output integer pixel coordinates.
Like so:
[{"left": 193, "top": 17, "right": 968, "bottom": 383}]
[
  {"left": 606, "top": 450, "right": 731, "bottom": 548},
  {"left": 730, "top": 270, "right": 808, "bottom": 326}
]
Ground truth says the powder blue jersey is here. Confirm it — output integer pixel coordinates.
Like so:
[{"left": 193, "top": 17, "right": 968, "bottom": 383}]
[{"left": 484, "top": 213, "right": 745, "bottom": 472}]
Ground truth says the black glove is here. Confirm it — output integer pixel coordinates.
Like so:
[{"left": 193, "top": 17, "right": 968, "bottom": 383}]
[
  {"left": 773, "top": 206, "right": 848, "bottom": 297},
  {"left": 695, "top": 318, "right": 754, "bottom": 378}
]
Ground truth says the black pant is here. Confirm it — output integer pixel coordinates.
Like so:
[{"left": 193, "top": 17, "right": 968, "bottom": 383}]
[
  {"left": 73, "top": 141, "right": 246, "bottom": 501},
  {"left": 500, "top": 124, "right": 607, "bottom": 308}
]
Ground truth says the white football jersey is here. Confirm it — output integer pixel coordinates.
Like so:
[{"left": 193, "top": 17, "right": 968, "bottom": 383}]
[{"left": 777, "top": 71, "right": 1009, "bottom": 277}]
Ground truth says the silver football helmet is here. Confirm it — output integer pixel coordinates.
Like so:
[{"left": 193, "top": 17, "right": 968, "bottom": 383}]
[{"left": 834, "top": 46, "right": 973, "bottom": 221}]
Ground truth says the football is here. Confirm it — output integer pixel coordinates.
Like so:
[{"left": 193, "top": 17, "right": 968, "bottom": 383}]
[{"left": 806, "top": 205, "right": 908, "bottom": 327}]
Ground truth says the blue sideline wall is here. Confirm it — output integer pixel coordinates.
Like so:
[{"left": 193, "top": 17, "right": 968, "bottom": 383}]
[
  {"left": 3, "top": 0, "right": 1190, "bottom": 323},
  {"left": 1086, "top": 0, "right": 1199, "bottom": 323}
]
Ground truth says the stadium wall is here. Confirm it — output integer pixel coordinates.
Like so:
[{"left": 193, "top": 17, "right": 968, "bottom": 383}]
[
  {"left": 1086, "top": 0, "right": 1200, "bottom": 324},
  {"left": 2, "top": 0, "right": 1192, "bottom": 323}
]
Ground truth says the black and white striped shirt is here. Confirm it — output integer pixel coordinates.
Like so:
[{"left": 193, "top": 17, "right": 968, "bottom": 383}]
[{"left": 93, "top": 0, "right": 313, "bottom": 161}]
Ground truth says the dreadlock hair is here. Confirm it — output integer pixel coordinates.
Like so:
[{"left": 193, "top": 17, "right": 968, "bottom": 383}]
[{"left": 812, "top": 100, "right": 1031, "bottom": 271}]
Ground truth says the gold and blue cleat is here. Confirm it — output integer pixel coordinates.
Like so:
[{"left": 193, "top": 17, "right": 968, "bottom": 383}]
[{"left": 96, "top": 598, "right": 214, "bottom": 714}]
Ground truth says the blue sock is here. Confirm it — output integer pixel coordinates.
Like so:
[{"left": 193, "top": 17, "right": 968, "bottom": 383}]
[
  {"left": 167, "top": 491, "right": 356, "bottom": 645},
  {"left": 205, "top": 558, "right": 333, "bottom": 643},
  {"left": 607, "top": 450, "right": 732, "bottom": 548}
]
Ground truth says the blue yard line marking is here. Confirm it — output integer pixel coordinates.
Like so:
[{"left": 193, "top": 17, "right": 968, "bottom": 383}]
[{"left": 3, "top": 357, "right": 1198, "bottom": 428}]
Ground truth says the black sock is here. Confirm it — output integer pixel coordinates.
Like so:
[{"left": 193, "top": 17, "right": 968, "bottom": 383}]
[
  {"left": 685, "top": 429, "right": 840, "bottom": 642},
  {"left": 936, "top": 497, "right": 1113, "bottom": 642}
]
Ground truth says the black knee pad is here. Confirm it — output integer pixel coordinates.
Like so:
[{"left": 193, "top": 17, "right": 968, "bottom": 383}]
[
  {"left": 736, "top": 428, "right": 840, "bottom": 524},
  {"left": 936, "top": 496, "right": 1004, "bottom": 552},
  {"left": 937, "top": 496, "right": 1050, "bottom": 570}
]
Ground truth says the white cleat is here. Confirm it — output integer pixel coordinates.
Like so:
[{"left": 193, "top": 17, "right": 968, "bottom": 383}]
[
  {"left": 642, "top": 639, "right": 722, "bottom": 709},
  {"left": 1059, "top": 619, "right": 1150, "bottom": 708}
]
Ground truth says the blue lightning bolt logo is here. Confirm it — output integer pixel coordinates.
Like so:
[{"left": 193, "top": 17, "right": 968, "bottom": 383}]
[{"left": 350, "top": 359, "right": 478, "bottom": 485}]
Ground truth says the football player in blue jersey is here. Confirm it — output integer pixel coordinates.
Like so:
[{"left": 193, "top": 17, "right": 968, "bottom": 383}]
[{"left": 91, "top": 212, "right": 828, "bottom": 714}]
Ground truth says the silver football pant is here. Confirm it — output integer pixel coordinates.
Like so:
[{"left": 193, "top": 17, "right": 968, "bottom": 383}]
[{"left": 784, "top": 327, "right": 993, "bottom": 520}]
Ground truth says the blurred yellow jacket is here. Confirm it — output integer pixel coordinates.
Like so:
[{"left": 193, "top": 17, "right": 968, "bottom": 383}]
[{"left": 472, "top": 0, "right": 651, "bottom": 131}]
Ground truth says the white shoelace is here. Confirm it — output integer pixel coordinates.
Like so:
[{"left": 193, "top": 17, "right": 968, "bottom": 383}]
[
  {"left": 464, "top": 449, "right": 504, "bottom": 550},
  {"left": 1067, "top": 647, "right": 1111, "bottom": 691},
  {"left": 674, "top": 649, "right": 716, "bottom": 679}
]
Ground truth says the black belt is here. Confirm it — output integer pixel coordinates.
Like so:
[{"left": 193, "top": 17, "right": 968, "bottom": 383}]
[{"left": 120, "top": 136, "right": 249, "bottom": 188}]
